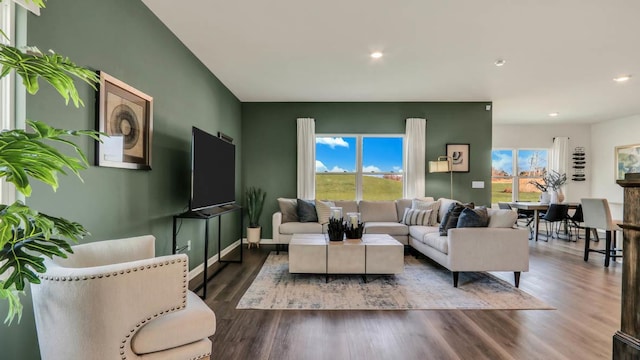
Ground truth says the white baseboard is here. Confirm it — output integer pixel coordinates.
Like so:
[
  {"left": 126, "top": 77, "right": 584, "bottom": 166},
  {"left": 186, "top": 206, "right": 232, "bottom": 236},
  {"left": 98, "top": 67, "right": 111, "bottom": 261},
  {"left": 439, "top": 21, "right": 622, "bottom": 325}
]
[
  {"left": 188, "top": 239, "right": 241, "bottom": 281},
  {"left": 188, "top": 238, "right": 277, "bottom": 281}
]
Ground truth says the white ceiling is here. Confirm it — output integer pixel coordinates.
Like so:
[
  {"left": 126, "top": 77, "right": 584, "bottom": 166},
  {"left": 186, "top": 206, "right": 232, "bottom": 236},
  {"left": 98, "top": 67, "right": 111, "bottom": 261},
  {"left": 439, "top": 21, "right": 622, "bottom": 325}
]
[{"left": 141, "top": 0, "right": 640, "bottom": 125}]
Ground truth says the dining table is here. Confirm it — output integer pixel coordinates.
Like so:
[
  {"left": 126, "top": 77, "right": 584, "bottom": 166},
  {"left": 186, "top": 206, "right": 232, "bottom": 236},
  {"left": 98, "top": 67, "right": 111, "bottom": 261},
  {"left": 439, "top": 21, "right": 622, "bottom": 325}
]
[{"left": 508, "top": 202, "right": 580, "bottom": 241}]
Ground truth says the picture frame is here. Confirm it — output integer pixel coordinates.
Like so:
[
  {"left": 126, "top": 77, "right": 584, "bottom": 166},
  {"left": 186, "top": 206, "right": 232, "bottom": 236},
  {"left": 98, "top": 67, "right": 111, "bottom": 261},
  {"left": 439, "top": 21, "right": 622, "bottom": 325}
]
[
  {"left": 615, "top": 143, "right": 640, "bottom": 181},
  {"left": 446, "top": 143, "right": 470, "bottom": 173},
  {"left": 96, "top": 71, "right": 153, "bottom": 170}
]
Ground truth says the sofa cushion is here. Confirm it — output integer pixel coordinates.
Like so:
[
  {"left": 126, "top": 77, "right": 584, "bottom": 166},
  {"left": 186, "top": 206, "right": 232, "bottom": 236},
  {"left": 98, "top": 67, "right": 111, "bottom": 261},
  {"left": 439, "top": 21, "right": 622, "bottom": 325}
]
[
  {"left": 423, "top": 232, "right": 449, "bottom": 254},
  {"left": 409, "top": 225, "right": 440, "bottom": 241},
  {"left": 277, "top": 198, "right": 299, "bottom": 223},
  {"left": 132, "top": 291, "right": 216, "bottom": 355},
  {"left": 333, "top": 200, "right": 358, "bottom": 214},
  {"left": 487, "top": 209, "right": 517, "bottom": 228},
  {"left": 401, "top": 208, "right": 432, "bottom": 226},
  {"left": 279, "top": 222, "right": 323, "bottom": 235},
  {"left": 457, "top": 207, "right": 489, "bottom": 228},
  {"left": 297, "top": 199, "right": 318, "bottom": 222},
  {"left": 364, "top": 222, "right": 409, "bottom": 236},
  {"left": 412, "top": 199, "right": 440, "bottom": 225},
  {"left": 315, "top": 200, "right": 335, "bottom": 224},
  {"left": 360, "top": 201, "right": 398, "bottom": 222},
  {"left": 437, "top": 198, "right": 459, "bottom": 223},
  {"left": 395, "top": 198, "right": 413, "bottom": 221},
  {"left": 439, "top": 202, "right": 474, "bottom": 236}
]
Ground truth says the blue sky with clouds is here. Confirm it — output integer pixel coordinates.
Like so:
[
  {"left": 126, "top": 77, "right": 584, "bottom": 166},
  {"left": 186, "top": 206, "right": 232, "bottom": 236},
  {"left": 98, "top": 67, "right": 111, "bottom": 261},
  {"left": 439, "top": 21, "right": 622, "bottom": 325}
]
[{"left": 315, "top": 137, "right": 403, "bottom": 173}]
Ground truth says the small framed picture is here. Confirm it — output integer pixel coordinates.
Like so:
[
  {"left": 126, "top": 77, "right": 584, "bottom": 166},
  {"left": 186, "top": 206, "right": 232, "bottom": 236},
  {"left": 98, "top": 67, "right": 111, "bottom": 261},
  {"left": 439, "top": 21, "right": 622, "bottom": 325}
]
[
  {"left": 96, "top": 72, "right": 153, "bottom": 170},
  {"left": 446, "top": 143, "right": 470, "bottom": 173},
  {"left": 615, "top": 143, "right": 640, "bottom": 181}
]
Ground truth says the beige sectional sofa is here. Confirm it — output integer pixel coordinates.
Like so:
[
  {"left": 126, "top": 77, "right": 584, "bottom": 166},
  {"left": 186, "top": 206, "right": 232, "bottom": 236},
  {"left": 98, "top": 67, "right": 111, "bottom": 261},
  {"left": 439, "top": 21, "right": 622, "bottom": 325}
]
[{"left": 272, "top": 197, "right": 530, "bottom": 287}]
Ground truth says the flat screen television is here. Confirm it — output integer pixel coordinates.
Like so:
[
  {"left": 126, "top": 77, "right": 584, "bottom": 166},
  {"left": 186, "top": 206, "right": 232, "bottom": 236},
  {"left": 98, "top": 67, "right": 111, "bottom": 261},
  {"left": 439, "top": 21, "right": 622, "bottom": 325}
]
[{"left": 190, "top": 127, "right": 236, "bottom": 211}]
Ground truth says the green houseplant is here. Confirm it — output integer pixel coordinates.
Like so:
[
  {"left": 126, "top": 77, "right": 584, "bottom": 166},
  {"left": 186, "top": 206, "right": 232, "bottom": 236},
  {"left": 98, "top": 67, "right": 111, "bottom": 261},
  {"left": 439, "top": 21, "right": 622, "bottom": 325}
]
[
  {"left": 0, "top": 0, "right": 101, "bottom": 324},
  {"left": 245, "top": 187, "right": 266, "bottom": 248}
]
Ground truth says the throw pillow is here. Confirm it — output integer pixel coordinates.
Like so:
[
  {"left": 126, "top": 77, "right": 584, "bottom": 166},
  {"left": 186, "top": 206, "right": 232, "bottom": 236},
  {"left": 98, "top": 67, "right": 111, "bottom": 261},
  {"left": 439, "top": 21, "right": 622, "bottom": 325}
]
[
  {"left": 439, "top": 202, "right": 474, "bottom": 236},
  {"left": 315, "top": 200, "right": 335, "bottom": 224},
  {"left": 402, "top": 208, "right": 433, "bottom": 226},
  {"left": 456, "top": 207, "right": 489, "bottom": 228},
  {"left": 412, "top": 199, "right": 440, "bottom": 226},
  {"left": 277, "top": 198, "right": 299, "bottom": 223},
  {"left": 487, "top": 209, "right": 518, "bottom": 228},
  {"left": 297, "top": 199, "right": 318, "bottom": 223}
]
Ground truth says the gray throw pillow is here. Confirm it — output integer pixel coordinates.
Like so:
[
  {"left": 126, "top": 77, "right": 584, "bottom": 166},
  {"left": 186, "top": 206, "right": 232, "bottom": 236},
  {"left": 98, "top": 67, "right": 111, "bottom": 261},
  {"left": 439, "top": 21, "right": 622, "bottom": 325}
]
[
  {"left": 297, "top": 199, "right": 318, "bottom": 223},
  {"left": 439, "top": 202, "right": 474, "bottom": 236},
  {"left": 456, "top": 207, "right": 489, "bottom": 228},
  {"left": 277, "top": 198, "right": 299, "bottom": 223}
]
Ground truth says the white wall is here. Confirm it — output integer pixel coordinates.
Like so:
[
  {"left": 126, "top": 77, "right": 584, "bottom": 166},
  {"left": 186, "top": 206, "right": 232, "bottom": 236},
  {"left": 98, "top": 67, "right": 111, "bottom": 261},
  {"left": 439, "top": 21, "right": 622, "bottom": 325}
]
[
  {"left": 590, "top": 114, "right": 640, "bottom": 220},
  {"left": 493, "top": 124, "right": 591, "bottom": 203}
]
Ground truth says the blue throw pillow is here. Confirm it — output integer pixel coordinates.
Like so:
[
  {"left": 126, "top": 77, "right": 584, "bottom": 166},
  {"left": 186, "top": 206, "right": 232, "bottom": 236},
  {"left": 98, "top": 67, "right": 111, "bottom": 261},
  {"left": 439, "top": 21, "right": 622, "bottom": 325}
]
[
  {"left": 297, "top": 199, "right": 318, "bottom": 222},
  {"left": 439, "top": 202, "right": 475, "bottom": 236},
  {"left": 456, "top": 207, "right": 489, "bottom": 228}
]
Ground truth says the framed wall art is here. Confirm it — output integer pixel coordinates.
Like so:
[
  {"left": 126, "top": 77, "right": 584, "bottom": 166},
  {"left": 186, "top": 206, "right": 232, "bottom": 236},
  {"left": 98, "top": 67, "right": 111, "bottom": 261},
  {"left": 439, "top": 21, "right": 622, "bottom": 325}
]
[
  {"left": 615, "top": 143, "right": 640, "bottom": 181},
  {"left": 96, "top": 71, "right": 153, "bottom": 170},
  {"left": 446, "top": 143, "right": 470, "bottom": 173}
]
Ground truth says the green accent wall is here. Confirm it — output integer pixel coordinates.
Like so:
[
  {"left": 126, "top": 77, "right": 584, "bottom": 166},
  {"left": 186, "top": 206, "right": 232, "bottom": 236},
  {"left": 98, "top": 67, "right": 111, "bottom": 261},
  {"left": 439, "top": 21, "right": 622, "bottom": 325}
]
[
  {"left": 0, "top": 1, "right": 241, "bottom": 358},
  {"left": 242, "top": 102, "right": 492, "bottom": 238}
]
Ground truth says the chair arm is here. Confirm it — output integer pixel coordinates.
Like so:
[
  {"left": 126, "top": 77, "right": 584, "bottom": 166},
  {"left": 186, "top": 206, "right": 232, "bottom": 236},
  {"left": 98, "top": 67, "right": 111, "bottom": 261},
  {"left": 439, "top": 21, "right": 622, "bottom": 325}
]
[
  {"left": 273, "top": 212, "right": 283, "bottom": 243},
  {"left": 33, "top": 254, "right": 188, "bottom": 360},
  {"left": 447, "top": 228, "right": 529, "bottom": 271}
]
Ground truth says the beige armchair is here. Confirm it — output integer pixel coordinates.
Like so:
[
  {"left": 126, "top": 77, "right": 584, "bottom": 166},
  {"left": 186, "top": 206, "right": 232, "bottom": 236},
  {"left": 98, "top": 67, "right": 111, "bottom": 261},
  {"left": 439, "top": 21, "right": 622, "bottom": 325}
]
[{"left": 31, "top": 235, "right": 216, "bottom": 360}]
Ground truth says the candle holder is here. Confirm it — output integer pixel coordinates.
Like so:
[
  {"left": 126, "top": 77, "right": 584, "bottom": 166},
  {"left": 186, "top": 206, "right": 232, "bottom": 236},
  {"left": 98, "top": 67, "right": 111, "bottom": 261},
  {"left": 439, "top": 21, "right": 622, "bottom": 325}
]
[
  {"left": 345, "top": 212, "right": 363, "bottom": 239},
  {"left": 330, "top": 207, "right": 343, "bottom": 220}
]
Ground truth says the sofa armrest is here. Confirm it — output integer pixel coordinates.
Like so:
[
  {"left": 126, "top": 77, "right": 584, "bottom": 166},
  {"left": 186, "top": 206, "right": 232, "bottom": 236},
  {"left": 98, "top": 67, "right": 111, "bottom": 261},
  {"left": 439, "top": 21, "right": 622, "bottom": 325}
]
[
  {"left": 447, "top": 228, "right": 529, "bottom": 271},
  {"left": 272, "top": 211, "right": 283, "bottom": 243}
]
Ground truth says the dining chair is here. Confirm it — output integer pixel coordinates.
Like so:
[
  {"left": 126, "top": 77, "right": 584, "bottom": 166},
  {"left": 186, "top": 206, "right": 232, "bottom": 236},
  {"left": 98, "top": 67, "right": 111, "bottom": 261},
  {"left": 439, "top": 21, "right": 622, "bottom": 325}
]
[
  {"left": 581, "top": 198, "right": 622, "bottom": 267},
  {"left": 567, "top": 204, "right": 585, "bottom": 241},
  {"left": 540, "top": 204, "right": 570, "bottom": 241}
]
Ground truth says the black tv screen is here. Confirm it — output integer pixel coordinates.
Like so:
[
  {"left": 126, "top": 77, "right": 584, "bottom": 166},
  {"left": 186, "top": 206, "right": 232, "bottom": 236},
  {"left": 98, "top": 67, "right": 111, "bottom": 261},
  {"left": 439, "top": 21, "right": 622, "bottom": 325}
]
[{"left": 190, "top": 127, "right": 235, "bottom": 211}]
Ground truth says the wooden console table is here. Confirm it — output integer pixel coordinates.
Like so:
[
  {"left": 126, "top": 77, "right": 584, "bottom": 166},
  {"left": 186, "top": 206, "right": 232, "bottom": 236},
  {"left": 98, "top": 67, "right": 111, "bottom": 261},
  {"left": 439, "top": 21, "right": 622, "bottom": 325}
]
[
  {"left": 172, "top": 204, "right": 243, "bottom": 299},
  {"left": 614, "top": 174, "right": 640, "bottom": 359}
]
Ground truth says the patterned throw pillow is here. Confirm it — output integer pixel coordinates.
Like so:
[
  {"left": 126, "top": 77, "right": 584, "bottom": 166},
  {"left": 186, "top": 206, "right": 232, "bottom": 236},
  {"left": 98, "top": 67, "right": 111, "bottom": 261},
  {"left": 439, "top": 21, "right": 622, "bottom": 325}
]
[
  {"left": 277, "top": 198, "right": 298, "bottom": 223},
  {"left": 456, "top": 207, "right": 489, "bottom": 228},
  {"left": 402, "top": 208, "right": 433, "bottom": 226},
  {"left": 412, "top": 199, "right": 440, "bottom": 226},
  {"left": 315, "top": 200, "right": 335, "bottom": 224},
  {"left": 297, "top": 199, "right": 318, "bottom": 223}
]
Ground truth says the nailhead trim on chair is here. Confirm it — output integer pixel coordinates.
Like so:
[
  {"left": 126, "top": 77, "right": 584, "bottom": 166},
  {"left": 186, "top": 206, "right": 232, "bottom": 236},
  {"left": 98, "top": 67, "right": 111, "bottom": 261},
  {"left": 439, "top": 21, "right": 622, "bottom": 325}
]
[{"left": 38, "top": 258, "right": 198, "bottom": 359}]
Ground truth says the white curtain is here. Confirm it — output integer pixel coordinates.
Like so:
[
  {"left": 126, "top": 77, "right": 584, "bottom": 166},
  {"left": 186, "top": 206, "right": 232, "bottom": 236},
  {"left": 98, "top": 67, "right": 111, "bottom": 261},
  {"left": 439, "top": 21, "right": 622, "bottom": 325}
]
[
  {"left": 403, "top": 118, "right": 426, "bottom": 198},
  {"left": 550, "top": 136, "right": 569, "bottom": 193},
  {"left": 296, "top": 118, "right": 315, "bottom": 200}
]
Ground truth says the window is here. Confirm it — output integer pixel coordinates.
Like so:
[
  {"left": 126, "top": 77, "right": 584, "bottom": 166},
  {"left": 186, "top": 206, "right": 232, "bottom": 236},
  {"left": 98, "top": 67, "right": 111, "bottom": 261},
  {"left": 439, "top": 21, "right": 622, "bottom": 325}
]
[
  {"left": 0, "top": 1, "right": 16, "bottom": 204},
  {"left": 491, "top": 148, "right": 548, "bottom": 204},
  {"left": 316, "top": 135, "right": 404, "bottom": 200}
]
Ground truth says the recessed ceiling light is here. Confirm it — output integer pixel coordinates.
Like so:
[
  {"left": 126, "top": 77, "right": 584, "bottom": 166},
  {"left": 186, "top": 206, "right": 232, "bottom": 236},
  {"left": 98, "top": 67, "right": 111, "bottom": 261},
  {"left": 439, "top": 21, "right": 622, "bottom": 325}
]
[
  {"left": 613, "top": 75, "right": 632, "bottom": 82},
  {"left": 494, "top": 59, "right": 506, "bottom": 67},
  {"left": 549, "top": 112, "right": 559, "bottom": 117},
  {"left": 370, "top": 51, "right": 383, "bottom": 59}
]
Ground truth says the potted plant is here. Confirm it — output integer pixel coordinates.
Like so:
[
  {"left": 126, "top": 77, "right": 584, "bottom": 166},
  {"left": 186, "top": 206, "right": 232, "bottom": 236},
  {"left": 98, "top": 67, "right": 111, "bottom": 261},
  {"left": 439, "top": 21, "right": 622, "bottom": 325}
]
[
  {"left": 245, "top": 187, "right": 266, "bottom": 248},
  {"left": 0, "top": 1, "right": 100, "bottom": 324},
  {"left": 543, "top": 170, "right": 567, "bottom": 203}
]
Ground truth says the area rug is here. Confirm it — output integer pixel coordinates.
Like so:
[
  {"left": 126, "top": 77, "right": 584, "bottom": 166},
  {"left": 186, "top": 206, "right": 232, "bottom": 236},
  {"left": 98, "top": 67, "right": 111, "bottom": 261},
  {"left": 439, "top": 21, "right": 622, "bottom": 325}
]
[{"left": 237, "top": 253, "right": 553, "bottom": 310}]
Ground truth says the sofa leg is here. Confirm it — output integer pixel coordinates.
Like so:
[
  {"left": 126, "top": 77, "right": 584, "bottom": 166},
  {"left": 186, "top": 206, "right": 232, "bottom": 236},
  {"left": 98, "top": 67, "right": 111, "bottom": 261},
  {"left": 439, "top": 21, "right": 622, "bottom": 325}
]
[
  {"left": 514, "top": 272, "right": 521, "bottom": 288},
  {"left": 452, "top": 272, "right": 459, "bottom": 287}
]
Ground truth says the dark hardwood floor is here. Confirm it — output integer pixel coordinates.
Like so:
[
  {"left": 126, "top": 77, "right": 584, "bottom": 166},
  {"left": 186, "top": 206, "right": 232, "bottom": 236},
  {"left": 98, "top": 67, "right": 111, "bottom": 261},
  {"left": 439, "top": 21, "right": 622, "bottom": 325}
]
[{"left": 197, "top": 236, "right": 622, "bottom": 360}]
